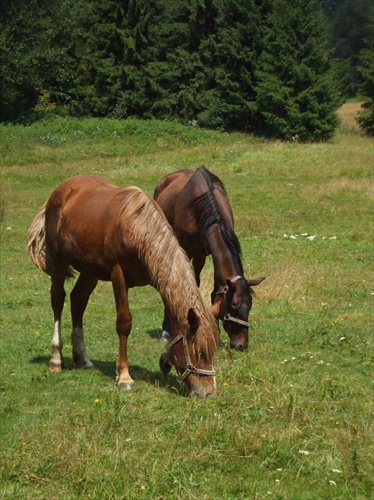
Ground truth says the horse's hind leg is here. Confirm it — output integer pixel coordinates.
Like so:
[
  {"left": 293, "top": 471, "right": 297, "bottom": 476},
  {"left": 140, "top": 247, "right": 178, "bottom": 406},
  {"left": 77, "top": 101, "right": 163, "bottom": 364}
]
[
  {"left": 70, "top": 273, "right": 98, "bottom": 369},
  {"left": 50, "top": 274, "right": 66, "bottom": 371}
]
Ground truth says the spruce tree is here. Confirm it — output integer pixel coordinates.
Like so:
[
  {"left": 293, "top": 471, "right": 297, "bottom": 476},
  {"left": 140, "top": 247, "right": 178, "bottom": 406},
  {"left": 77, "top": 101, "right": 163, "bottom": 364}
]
[
  {"left": 255, "top": 0, "right": 340, "bottom": 141},
  {"left": 0, "top": 0, "right": 82, "bottom": 121},
  {"left": 196, "top": 0, "right": 263, "bottom": 131},
  {"left": 356, "top": 15, "right": 374, "bottom": 135}
]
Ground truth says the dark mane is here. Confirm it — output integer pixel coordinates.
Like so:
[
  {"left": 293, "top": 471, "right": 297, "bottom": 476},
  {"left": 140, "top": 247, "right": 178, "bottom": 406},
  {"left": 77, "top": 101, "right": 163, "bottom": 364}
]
[{"left": 188, "top": 166, "right": 244, "bottom": 276}]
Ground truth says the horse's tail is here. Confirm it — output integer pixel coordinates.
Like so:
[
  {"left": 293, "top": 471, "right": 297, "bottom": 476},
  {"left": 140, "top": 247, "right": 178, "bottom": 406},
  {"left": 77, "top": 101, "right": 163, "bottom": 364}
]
[{"left": 26, "top": 202, "right": 48, "bottom": 273}]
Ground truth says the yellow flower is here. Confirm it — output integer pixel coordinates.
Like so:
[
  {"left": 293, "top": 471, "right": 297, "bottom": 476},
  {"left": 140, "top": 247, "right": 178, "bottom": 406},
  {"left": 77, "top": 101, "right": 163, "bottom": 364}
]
[
  {"left": 94, "top": 399, "right": 99, "bottom": 404},
  {"left": 140, "top": 485, "right": 146, "bottom": 491}
]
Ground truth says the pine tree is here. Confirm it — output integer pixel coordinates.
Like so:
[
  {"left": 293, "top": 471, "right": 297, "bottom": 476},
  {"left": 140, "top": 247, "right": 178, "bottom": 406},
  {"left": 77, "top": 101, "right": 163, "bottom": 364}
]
[
  {"left": 255, "top": 0, "right": 340, "bottom": 141},
  {"left": 356, "top": 15, "right": 374, "bottom": 135},
  {"left": 0, "top": 0, "right": 82, "bottom": 121},
  {"left": 195, "top": 0, "right": 263, "bottom": 131}
]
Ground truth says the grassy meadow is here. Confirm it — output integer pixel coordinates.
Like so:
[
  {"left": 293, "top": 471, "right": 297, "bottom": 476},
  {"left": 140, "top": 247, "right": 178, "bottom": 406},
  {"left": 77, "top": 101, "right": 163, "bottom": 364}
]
[{"left": 0, "top": 112, "right": 373, "bottom": 499}]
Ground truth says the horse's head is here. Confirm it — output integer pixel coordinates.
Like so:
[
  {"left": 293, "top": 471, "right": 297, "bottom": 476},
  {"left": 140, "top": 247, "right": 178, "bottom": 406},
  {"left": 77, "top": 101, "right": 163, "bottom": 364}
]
[
  {"left": 159, "top": 308, "right": 217, "bottom": 397},
  {"left": 211, "top": 276, "right": 265, "bottom": 350}
]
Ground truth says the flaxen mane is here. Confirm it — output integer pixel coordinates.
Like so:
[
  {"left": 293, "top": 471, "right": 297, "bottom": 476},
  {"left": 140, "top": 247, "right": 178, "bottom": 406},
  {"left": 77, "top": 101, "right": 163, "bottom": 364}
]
[{"left": 119, "top": 187, "right": 218, "bottom": 357}]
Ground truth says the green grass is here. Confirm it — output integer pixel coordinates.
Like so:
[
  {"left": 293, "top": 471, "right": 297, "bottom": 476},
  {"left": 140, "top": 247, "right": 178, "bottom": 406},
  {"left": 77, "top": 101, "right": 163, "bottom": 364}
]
[{"left": 0, "top": 116, "right": 373, "bottom": 499}]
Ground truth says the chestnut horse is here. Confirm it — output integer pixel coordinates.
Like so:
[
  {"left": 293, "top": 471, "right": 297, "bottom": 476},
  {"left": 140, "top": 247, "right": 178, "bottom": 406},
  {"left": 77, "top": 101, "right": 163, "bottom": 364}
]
[
  {"left": 154, "top": 166, "right": 264, "bottom": 350},
  {"left": 27, "top": 175, "right": 219, "bottom": 397}
]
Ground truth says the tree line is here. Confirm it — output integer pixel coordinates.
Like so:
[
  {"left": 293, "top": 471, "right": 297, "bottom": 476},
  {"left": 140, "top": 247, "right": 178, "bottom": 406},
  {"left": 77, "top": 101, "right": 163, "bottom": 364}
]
[{"left": 1, "top": 0, "right": 373, "bottom": 139}]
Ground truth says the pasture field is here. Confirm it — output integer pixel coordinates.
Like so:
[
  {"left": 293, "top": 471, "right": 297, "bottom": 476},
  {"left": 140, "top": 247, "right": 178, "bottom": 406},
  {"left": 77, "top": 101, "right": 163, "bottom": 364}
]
[{"left": 0, "top": 114, "right": 373, "bottom": 499}]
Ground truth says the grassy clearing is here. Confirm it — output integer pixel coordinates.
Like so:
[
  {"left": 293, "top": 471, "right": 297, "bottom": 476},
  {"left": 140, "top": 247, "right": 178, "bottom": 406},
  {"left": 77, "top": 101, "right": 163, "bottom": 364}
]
[{"left": 0, "top": 114, "right": 373, "bottom": 499}]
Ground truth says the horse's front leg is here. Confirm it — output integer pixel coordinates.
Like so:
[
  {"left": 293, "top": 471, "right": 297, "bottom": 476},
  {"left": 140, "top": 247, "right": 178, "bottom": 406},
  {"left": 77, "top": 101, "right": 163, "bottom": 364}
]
[
  {"left": 70, "top": 273, "right": 98, "bottom": 369},
  {"left": 50, "top": 274, "right": 66, "bottom": 371},
  {"left": 111, "top": 265, "right": 133, "bottom": 389},
  {"left": 192, "top": 253, "right": 206, "bottom": 287}
]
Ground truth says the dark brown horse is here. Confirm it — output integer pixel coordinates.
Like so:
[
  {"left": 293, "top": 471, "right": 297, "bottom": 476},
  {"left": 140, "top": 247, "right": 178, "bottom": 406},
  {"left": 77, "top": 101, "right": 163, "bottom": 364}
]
[
  {"left": 154, "top": 166, "right": 264, "bottom": 350},
  {"left": 27, "top": 175, "right": 219, "bottom": 397}
]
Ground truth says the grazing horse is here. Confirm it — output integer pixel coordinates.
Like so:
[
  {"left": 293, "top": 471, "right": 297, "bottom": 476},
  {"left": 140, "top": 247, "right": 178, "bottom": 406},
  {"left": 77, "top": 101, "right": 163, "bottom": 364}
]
[
  {"left": 27, "top": 175, "right": 219, "bottom": 397},
  {"left": 154, "top": 166, "right": 264, "bottom": 350}
]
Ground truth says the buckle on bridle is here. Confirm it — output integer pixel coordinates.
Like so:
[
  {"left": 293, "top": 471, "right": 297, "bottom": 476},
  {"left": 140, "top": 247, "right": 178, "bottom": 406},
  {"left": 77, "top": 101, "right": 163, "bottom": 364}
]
[
  {"left": 167, "top": 334, "right": 215, "bottom": 383},
  {"left": 223, "top": 313, "right": 249, "bottom": 328}
]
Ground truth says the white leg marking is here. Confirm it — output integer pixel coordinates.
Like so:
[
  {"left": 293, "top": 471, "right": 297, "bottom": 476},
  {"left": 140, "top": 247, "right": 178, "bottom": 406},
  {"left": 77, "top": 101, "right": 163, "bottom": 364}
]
[
  {"left": 50, "top": 320, "right": 63, "bottom": 367},
  {"left": 72, "top": 327, "right": 93, "bottom": 368}
]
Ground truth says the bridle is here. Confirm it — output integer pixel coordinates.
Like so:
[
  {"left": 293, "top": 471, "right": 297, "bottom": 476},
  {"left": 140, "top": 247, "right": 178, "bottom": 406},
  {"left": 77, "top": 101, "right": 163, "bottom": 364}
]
[
  {"left": 167, "top": 333, "right": 216, "bottom": 383},
  {"left": 216, "top": 275, "right": 250, "bottom": 328}
]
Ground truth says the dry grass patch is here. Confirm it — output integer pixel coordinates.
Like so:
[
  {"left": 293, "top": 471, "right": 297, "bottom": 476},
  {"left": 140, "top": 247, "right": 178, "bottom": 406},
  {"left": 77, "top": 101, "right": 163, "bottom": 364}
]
[{"left": 337, "top": 102, "right": 363, "bottom": 130}]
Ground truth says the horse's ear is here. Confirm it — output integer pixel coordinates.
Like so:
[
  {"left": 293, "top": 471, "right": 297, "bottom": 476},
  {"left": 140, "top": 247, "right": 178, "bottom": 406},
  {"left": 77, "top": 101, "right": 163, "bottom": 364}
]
[
  {"left": 248, "top": 277, "right": 265, "bottom": 286},
  {"left": 187, "top": 308, "right": 200, "bottom": 338}
]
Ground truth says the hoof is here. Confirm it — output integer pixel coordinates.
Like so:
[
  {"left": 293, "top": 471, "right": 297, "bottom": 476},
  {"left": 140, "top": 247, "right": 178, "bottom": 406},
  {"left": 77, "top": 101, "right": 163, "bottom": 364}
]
[
  {"left": 118, "top": 382, "right": 133, "bottom": 390},
  {"left": 74, "top": 360, "right": 94, "bottom": 369},
  {"left": 49, "top": 363, "right": 63, "bottom": 372},
  {"left": 159, "top": 353, "right": 172, "bottom": 374}
]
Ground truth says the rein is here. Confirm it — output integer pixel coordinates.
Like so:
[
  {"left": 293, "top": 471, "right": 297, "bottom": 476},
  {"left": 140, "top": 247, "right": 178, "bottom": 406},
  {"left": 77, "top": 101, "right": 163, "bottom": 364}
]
[
  {"left": 216, "top": 275, "right": 250, "bottom": 328},
  {"left": 168, "top": 334, "right": 216, "bottom": 383}
]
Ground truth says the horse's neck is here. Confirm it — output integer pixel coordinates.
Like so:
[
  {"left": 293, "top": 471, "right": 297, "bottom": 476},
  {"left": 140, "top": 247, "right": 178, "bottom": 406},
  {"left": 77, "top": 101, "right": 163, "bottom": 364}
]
[{"left": 208, "top": 226, "right": 240, "bottom": 283}]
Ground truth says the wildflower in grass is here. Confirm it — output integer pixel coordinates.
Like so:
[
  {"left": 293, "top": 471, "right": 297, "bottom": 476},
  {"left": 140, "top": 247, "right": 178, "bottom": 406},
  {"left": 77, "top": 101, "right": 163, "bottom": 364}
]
[
  {"left": 94, "top": 398, "right": 99, "bottom": 404},
  {"left": 224, "top": 382, "right": 229, "bottom": 386},
  {"left": 35, "top": 331, "right": 40, "bottom": 337},
  {"left": 140, "top": 485, "right": 146, "bottom": 491},
  {"left": 298, "top": 450, "right": 310, "bottom": 455},
  {"left": 332, "top": 468, "right": 342, "bottom": 474}
]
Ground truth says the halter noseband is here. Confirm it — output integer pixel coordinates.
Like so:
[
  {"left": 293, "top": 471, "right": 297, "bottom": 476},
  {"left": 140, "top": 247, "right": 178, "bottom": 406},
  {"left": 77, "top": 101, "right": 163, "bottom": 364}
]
[
  {"left": 167, "top": 333, "right": 216, "bottom": 383},
  {"left": 216, "top": 275, "right": 250, "bottom": 328}
]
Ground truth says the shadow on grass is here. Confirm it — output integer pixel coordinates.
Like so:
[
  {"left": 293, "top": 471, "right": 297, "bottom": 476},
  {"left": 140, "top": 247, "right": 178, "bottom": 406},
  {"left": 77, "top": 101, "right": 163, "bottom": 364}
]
[
  {"left": 147, "top": 328, "right": 162, "bottom": 340},
  {"left": 30, "top": 354, "right": 187, "bottom": 396}
]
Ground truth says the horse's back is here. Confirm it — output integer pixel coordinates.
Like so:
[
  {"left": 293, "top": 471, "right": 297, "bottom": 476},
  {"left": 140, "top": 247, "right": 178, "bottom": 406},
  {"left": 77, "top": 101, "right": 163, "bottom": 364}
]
[{"left": 44, "top": 176, "right": 148, "bottom": 280}]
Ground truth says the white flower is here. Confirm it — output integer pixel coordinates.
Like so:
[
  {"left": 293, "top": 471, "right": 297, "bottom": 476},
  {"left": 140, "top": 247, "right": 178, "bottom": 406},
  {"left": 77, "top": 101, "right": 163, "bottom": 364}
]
[
  {"left": 307, "top": 235, "right": 316, "bottom": 241},
  {"left": 331, "top": 469, "right": 342, "bottom": 474},
  {"left": 298, "top": 450, "right": 310, "bottom": 455},
  {"left": 290, "top": 235, "right": 297, "bottom": 240}
]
